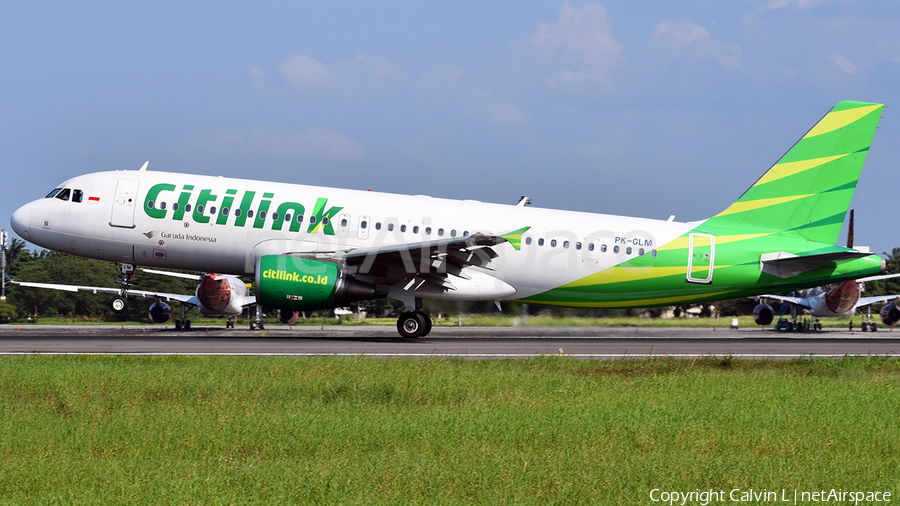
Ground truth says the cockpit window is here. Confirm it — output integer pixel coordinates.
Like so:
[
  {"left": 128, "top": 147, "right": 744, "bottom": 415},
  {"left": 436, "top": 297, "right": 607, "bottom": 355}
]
[
  {"left": 55, "top": 188, "right": 71, "bottom": 201},
  {"left": 45, "top": 188, "right": 62, "bottom": 198},
  {"left": 72, "top": 190, "right": 83, "bottom": 203}
]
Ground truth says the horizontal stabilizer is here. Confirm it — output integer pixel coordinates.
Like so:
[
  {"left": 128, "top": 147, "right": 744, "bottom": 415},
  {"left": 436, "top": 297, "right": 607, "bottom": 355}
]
[{"left": 760, "top": 250, "right": 873, "bottom": 279}]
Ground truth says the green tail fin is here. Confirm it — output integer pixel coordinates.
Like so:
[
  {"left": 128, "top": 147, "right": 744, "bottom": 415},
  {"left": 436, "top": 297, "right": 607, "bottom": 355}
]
[{"left": 703, "top": 101, "right": 883, "bottom": 244}]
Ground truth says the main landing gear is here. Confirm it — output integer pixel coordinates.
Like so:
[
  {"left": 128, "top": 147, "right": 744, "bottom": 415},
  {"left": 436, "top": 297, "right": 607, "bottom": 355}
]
[
  {"left": 249, "top": 304, "right": 265, "bottom": 330},
  {"left": 397, "top": 310, "right": 432, "bottom": 338}
]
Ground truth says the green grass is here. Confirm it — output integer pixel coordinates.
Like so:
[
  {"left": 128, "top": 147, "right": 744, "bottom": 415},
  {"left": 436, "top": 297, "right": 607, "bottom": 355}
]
[{"left": 1, "top": 356, "right": 898, "bottom": 504}]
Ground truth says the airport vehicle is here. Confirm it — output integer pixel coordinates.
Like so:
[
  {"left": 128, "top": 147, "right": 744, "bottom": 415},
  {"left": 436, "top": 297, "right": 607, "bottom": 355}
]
[{"left": 9, "top": 101, "right": 887, "bottom": 337}]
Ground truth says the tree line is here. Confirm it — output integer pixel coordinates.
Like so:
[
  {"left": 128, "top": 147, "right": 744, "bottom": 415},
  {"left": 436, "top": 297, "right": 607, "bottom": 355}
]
[{"left": 2, "top": 243, "right": 900, "bottom": 323}]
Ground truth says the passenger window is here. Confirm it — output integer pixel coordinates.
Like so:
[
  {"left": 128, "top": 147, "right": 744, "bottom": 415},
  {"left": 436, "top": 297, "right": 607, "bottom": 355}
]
[
  {"left": 375, "top": 222, "right": 381, "bottom": 230},
  {"left": 284, "top": 213, "right": 291, "bottom": 221},
  {"left": 223, "top": 207, "right": 229, "bottom": 216},
  {"left": 651, "top": 249, "right": 658, "bottom": 257},
  {"left": 160, "top": 202, "right": 166, "bottom": 210},
  {"left": 72, "top": 190, "right": 83, "bottom": 203},
  {"left": 296, "top": 215, "right": 303, "bottom": 223},
  {"left": 576, "top": 242, "right": 581, "bottom": 250},
  {"left": 438, "top": 228, "right": 444, "bottom": 236},
  {"left": 463, "top": 231, "right": 469, "bottom": 237},
  {"left": 639, "top": 248, "right": 645, "bottom": 256},
  {"left": 173, "top": 203, "right": 180, "bottom": 211},
  {"left": 588, "top": 243, "right": 594, "bottom": 251},
  {"left": 525, "top": 237, "right": 532, "bottom": 245},
  {"left": 56, "top": 188, "right": 71, "bottom": 201},
  {"left": 388, "top": 223, "right": 394, "bottom": 231},
  {"left": 626, "top": 247, "right": 632, "bottom": 255},
  {"left": 322, "top": 217, "right": 329, "bottom": 225},
  {"left": 186, "top": 204, "right": 193, "bottom": 213},
  {"left": 197, "top": 205, "right": 205, "bottom": 214},
  {"left": 413, "top": 226, "right": 419, "bottom": 234},
  {"left": 361, "top": 220, "right": 367, "bottom": 229},
  {"left": 211, "top": 207, "right": 218, "bottom": 216},
  {"left": 147, "top": 201, "right": 155, "bottom": 209},
  {"left": 614, "top": 246, "right": 620, "bottom": 254},
  {"left": 309, "top": 216, "right": 316, "bottom": 224},
  {"left": 563, "top": 241, "right": 569, "bottom": 249},
  {"left": 600, "top": 245, "right": 607, "bottom": 253},
  {"left": 246, "top": 209, "right": 252, "bottom": 218},
  {"left": 538, "top": 238, "right": 544, "bottom": 246},
  {"left": 271, "top": 212, "right": 278, "bottom": 221},
  {"left": 451, "top": 229, "right": 457, "bottom": 237},
  {"left": 400, "top": 224, "right": 407, "bottom": 232},
  {"left": 45, "top": 188, "right": 62, "bottom": 198},
  {"left": 551, "top": 239, "right": 557, "bottom": 247},
  {"left": 342, "top": 218, "right": 349, "bottom": 227},
  {"left": 259, "top": 210, "right": 266, "bottom": 219},
  {"left": 425, "top": 227, "right": 432, "bottom": 235},
  {"left": 233, "top": 208, "right": 240, "bottom": 217}
]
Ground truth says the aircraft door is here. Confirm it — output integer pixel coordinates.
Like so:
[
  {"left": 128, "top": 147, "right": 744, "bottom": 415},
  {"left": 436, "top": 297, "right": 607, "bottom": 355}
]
[
  {"left": 110, "top": 179, "right": 140, "bottom": 229},
  {"left": 686, "top": 233, "right": 715, "bottom": 284}
]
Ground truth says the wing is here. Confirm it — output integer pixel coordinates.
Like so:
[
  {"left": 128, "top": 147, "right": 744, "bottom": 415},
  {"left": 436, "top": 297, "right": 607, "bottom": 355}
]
[
  {"left": 755, "top": 294, "right": 811, "bottom": 309},
  {"left": 857, "top": 295, "right": 900, "bottom": 307},
  {"left": 11, "top": 280, "right": 198, "bottom": 305},
  {"left": 327, "top": 228, "right": 529, "bottom": 309}
]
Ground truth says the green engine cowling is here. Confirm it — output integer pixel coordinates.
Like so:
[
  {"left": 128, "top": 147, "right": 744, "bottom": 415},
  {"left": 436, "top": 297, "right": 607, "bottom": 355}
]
[{"left": 255, "top": 255, "right": 376, "bottom": 311}]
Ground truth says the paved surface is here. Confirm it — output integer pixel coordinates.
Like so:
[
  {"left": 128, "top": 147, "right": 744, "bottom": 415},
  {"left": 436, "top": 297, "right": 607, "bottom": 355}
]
[{"left": 1, "top": 325, "right": 898, "bottom": 358}]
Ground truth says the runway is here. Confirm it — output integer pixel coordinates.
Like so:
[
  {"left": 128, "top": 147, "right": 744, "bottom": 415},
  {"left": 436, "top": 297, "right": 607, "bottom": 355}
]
[{"left": 1, "top": 324, "right": 898, "bottom": 358}]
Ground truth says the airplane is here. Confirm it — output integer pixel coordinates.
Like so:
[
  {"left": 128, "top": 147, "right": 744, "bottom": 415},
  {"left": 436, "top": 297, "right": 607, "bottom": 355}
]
[
  {"left": 752, "top": 273, "right": 900, "bottom": 332},
  {"left": 751, "top": 211, "right": 900, "bottom": 332},
  {"left": 8, "top": 101, "right": 890, "bottom": 338},
  {"left": 11, "top": 263, "right": 260, "bottom": 330}
]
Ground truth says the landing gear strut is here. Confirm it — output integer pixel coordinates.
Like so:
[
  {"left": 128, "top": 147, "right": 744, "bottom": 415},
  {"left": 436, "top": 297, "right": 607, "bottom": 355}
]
[
  {"left": 174, "top": 302, "right": 191, "bottom": 330},
  {"left": 109, "top": 263, "right": 134, "bottom": 313},
  {"left": 249, "top": 304, "right": 265, "bottom": 330},
  {"left": 861, "top": 306, "right": 878, "bottom": 332}
]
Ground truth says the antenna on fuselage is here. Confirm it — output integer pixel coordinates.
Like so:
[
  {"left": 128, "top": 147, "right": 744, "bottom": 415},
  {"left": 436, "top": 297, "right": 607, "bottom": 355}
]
[
  {"left": 517, "top": 196, "right": 532, "bottom": 207},
  {"left": 138, "top": 161, "right": 149, "bottom": 172}
]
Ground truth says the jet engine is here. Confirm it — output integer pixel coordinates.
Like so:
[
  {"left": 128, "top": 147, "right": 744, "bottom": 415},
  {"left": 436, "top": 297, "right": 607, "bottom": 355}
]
[
  {"left": 753, "top": 303, "right": 774, "bottom": 326},
  {"left": 149, "top": 301, "right": 171, "bottom": 324},
  {"left": 880, "top": 303, "right": 900, "bottom": 327},
  {"left": 196, "top": 273, "right": 247, "bottom": 316},
  {"left": 278, "top": 309, "right": 299, "bottom": 325},
  {"left": 255, "top": 255, "right": 376, "bottom": 311}
]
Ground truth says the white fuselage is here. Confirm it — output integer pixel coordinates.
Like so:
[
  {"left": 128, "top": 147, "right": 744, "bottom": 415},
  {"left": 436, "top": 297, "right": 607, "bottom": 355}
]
[{"left": 11, "top": 170, "right": 695, "bottom": 302}]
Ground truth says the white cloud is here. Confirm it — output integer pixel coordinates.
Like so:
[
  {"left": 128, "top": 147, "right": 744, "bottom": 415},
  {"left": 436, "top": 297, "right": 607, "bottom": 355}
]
[
  {"left": 184, "top": 127, "right": 367, "bottom": 162},
  {"left": 279, "top": 55, "right": 335, "bottom": 89},
  {"left": 248, "top": 66, "right": 267, "bottom": 93},
  {"left": 653, "top": 19, "right": 743, "bottom": 71},
  {"left": 273, "top": 53, "right": 404, "bottom": 92},
  {"left": 829, "top": 53, "right": 857, "bottom": 75},
  {"left": 544, "top": 68, "right": 613, "bottom": 92},
  {"left": 531, "top": 2, "right": 623, "bottom": 66}
]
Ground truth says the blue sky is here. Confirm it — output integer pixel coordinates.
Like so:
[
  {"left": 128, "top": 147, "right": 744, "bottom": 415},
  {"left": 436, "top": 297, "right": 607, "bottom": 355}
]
[{"left": 3, "top": 1, "right": 900, "bottom": 255}]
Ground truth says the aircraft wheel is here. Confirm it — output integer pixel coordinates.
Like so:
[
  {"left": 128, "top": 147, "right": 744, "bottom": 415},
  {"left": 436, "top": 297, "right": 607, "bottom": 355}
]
[
  {"left": 175, "top": 320, "right": 183, "bottom": 330},
  {"left": 184, "top": 320, "right": 191, "bottom": 330},
  {"left": 416, "top": 310, "right": 433, "bottom": 337},
  {"left": 397, "top": 311, "right": 427, "bottom": 338},
  {"left": 871, "top": 323, "right": 878, "bottom": 332},
  {"left": 110, "top": 296, "right": 129, "bottom": 314}
]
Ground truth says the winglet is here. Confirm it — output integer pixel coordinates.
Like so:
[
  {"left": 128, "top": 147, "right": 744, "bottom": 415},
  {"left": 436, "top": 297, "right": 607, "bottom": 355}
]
[{"left": 500, "top": 226, "right": 531, "bottom": 251}]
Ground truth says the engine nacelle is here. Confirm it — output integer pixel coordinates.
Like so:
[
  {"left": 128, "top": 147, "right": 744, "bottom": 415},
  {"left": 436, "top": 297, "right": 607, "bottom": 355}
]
[
  {"left": 149, "top": 301, "right": 171, "bottom": 324},
  {"left": 255, "top": 255, "right": 376, "bottom": 311},
  {"left": 197, "top": 273, "right": 232, "bottom": 311},
  {"left": 278, "top": 309, "right": 299, "bottom": 325},
  {"left": 880, "top": 304, "right": 900, "bottom": 327},
  {"left": 753, "top": 303, "right": 774, "bottom": 326}
]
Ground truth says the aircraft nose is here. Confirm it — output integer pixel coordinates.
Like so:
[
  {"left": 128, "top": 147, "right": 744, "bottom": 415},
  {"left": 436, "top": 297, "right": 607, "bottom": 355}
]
[{"left": 10, "top": 203, "right": 31, "bottom": 240}]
